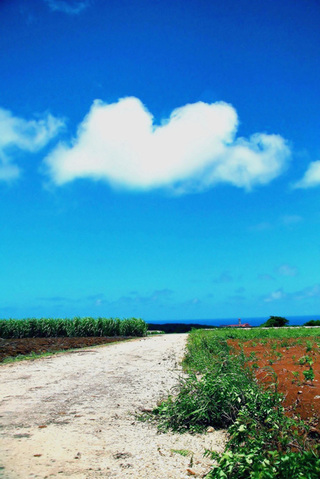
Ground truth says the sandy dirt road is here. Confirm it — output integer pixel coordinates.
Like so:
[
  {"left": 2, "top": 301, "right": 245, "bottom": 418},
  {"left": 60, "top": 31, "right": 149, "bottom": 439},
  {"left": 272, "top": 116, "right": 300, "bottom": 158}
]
[{"left": 0, "top": 334, "right": 226, "bottom": 479}]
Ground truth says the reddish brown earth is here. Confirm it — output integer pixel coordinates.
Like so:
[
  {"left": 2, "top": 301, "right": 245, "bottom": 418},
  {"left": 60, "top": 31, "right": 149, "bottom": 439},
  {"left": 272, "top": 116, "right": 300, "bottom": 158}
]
[
  {"left": 228, "top": 337, "right": 320, "bottom": 429},
  {"left": 0, "top": 337, "right": 130, "bottom": 362}
]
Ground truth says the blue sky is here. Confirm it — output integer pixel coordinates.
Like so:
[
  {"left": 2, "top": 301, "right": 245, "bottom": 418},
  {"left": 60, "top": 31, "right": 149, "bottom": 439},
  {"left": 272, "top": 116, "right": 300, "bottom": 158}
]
[{"left": 0, "top": 0, "right": 320, "bottom": 322}]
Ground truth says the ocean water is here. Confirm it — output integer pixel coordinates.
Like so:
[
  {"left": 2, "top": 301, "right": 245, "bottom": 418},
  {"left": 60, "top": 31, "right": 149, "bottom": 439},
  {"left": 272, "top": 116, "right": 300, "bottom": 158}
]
[{"left": 153, "top": 314, "right": 320, "bottom": 328}]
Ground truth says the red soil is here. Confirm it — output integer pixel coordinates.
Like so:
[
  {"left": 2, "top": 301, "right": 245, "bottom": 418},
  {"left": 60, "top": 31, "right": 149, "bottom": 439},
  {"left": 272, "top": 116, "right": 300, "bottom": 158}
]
[
  {"left": 227, "top": 337, "right": 320, "bottom": 430},
  {"left": 0, "top": 337, "right": 129, "bottom": 362}
]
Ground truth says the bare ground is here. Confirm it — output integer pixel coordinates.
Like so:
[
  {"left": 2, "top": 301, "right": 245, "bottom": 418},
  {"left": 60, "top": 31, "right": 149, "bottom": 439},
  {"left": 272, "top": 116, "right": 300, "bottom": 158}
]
[{"left": 0, "top": 334, "right": 227, "bottom": 479}]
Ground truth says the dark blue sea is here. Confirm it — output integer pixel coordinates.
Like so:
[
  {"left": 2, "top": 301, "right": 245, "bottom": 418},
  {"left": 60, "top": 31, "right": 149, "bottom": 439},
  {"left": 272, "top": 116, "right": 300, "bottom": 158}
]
[{"left": 151, "top": 314, "right": 320, "bottom": 328}]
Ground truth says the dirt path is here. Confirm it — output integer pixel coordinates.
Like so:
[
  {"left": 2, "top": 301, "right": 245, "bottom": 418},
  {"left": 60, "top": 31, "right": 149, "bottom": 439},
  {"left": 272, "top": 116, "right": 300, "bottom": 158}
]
[{"left": 0, "top": 334, "right": 226, "bottom": 479}]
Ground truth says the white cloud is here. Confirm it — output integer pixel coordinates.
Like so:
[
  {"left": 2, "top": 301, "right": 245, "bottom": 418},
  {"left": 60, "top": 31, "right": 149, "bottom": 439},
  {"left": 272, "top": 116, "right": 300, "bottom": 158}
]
[
  {"left": 277, "top": 264, "right": 298, "bottom": 277},
  {"left": 44, "top": 0, "right": 91, "bottom": 15},
  {"left": 264, "top": 289, "right": 286, "bottom": 303},
  {"left": 293, "top": 161, "right": 320, "bottom": 189},
  {"left": 212, "top": 271, "right": 233, "bottom": 283},
  {"left": 258, "top": 273, "right": 274, "bottom": 281},
  {"left": 263, "top": 284, "right": 320, "bottom": 303},
  {"left": 293, "top": 284, "right": 320, "bottom": 301},
  {"left": 281, "top": 215, "right": 303, "bottom": 226},
  {"left": 0, "top": 107, "right": 64, "bottom": 182},
  {"left": 44, "top": 97, "right": 291, "bottom": 193}
]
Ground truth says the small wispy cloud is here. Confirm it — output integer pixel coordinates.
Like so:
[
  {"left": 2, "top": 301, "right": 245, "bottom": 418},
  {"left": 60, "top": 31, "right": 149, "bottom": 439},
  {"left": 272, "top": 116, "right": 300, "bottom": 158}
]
[
  {"left": 44, "top": 97, "right": 291, "bottom": 194},
  {"left": 250, "top": 221, "right": 273, "bottom": 232},
  {"left": 227, "top": 294, "right": 246, "bottom": 303},
  {"left": 281, "top": 215, "right": 303, "bottom": 226},
  {"left": 37, "top": 295, "right": 77, "bottom": 303},
  {"left": 44, "top": 0, "right": 91, "bottom": 15},
  {"left": 263, "top": 284, "right": 320, "bottom": 303},
  {"left": 293, "top": 284, "right": 320, "bottom": 301},
  {"left": 293, "top": 161, "right": 320, "bottom": 189},
  {"left": 117, "top": 289, "right": 174, "bottom": 306},
  {"left": 212, "top": 271, "right": 233, "bottom": 284},
  {"left": 251, "top": 215, "right": 303, "bottom": 232},
  {"left": 0, "top": 107, "right": 64, "bottom": 182},
  {"left": 263, "top": 288, "right": 286, "bottom": 303},
  {"left": 277, "top": 264, "right": 298, "bottom": 277},
  {"left": 258, "top": 273, "right": 274, "bottom": 281}
]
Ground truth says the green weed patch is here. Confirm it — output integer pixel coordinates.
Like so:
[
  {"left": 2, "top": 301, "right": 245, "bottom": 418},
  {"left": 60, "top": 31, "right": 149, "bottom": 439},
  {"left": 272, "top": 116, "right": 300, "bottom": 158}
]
[{"left": 153, "top": 329, "right": 320, "bottom": 478}]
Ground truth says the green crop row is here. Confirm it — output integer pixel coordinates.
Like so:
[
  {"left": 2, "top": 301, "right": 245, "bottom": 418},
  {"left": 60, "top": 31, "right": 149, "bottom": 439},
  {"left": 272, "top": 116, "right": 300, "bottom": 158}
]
[{"left": 0, "top": 317, "right": 147, "bottom": 338}]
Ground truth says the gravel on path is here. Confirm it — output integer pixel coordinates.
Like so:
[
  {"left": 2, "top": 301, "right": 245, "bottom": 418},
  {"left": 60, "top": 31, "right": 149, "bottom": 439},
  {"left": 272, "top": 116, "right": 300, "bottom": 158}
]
[{"left": 0, "top": 334, "right": 226, "bottom": 479}]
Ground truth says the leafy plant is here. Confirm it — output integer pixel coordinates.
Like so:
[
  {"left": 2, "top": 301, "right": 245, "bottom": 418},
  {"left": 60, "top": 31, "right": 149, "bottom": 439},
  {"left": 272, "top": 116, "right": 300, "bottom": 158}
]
[
  {"left": 303, "top": 368, "right": 315, "bottom": 383},
  {"left": 306, "top": 340, "right": 313, "bottom": 352}
]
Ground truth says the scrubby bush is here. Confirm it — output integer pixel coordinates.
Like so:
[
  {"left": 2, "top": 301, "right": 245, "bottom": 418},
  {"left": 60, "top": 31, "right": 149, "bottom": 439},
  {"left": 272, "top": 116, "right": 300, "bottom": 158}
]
[
  {"left": 304, "top": 319, "right": 320, "bottom": 326},
  {"left": 261, "top": 315, "right": 289, "bottom": 327}
]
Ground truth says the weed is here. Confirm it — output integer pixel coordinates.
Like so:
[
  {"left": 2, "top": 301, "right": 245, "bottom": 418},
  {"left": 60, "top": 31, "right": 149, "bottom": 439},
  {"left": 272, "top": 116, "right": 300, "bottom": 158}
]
[
  {"left": 153, "top": 329, "right": 320, "bottom": 478},
  {"left": 306, "top": 341, "right": 313, "bottom": 352},
  {"left": 247, "top": 351, "right": 258, "bottom": 362},
  {"left": 298, "top": 355, "right": 307, "bottom": 365},
  {"left": 291, "top": 371, "right": 300, "bottom": 384},
  {"left": 171, "top": 449, "right": 190, "bottom": 457},
  {"left": 303, "top": 368, "right": 315, "bottom": 383}
]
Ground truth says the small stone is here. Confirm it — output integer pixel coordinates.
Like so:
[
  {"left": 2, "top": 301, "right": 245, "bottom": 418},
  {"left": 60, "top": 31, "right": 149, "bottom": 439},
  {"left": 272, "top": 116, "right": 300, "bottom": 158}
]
[
  {"left": 186, "top": 469, "right": 196, "bottom": 476},
  {"left": 298, "top": 390, "right": 303, "bottom": 394},
  {"left": 207, "top": 426, "right": 214, "bottom": 433}
]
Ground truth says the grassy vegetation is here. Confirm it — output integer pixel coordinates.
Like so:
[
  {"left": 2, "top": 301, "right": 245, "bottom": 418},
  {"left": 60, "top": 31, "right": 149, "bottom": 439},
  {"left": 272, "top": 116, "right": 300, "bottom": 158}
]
[
  {"left": 153, "top": 329, "right": 320, "bottom": 478},
  {"left": 199, "top": 326, "right": 320, "bottom": 340},
  {"left": 0, "top": 317, "right": 147, "bottom": 338}
]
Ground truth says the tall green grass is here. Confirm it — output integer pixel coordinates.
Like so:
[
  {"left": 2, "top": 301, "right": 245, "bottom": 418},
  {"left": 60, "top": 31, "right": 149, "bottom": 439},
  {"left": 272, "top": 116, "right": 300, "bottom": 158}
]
[
  {"left": 0, "top": 317, "right": 147, "bottom": 338},
  {"left": 153, "top": 329, "right": 320, "bottom": 478}
]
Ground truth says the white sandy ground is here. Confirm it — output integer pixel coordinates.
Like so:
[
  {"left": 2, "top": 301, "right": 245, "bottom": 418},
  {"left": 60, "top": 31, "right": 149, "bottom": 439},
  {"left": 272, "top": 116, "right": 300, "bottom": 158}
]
[{"left": 0, "top": 334, "right": 227, "bottom": 479}]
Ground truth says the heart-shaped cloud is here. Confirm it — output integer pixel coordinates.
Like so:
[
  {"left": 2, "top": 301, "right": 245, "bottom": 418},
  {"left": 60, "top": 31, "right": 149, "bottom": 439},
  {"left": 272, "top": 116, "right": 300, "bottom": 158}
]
[{"left": 44, "top": 97, "right": 290, "bottom": 193}]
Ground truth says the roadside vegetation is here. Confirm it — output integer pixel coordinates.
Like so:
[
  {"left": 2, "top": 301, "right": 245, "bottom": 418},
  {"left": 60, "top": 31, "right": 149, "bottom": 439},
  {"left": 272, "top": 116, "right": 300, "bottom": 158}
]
[
  {"left": 0, "top": 317, "right": 147, "bottom": 338},
  {"left": 199, "top": 325, "right": 320, "bottom": 340},
  {"left": 153, "top": 328, "right": 320, "bottom": 478}
]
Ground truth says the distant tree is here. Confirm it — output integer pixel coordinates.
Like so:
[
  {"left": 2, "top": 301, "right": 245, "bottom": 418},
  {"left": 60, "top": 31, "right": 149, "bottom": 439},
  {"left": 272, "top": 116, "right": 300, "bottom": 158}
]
[
  {"left": 261, "top": 316, "right": 289, "bottom": 327},
  {"left": 304, "top": 319, "right": 320, "bottom": 326}
]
